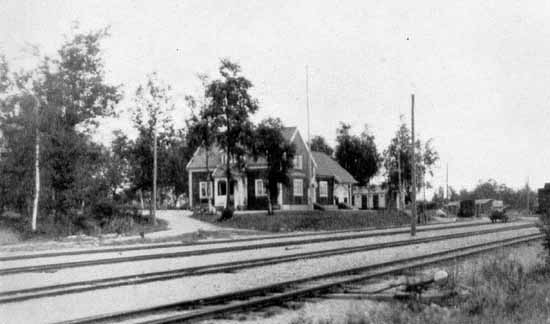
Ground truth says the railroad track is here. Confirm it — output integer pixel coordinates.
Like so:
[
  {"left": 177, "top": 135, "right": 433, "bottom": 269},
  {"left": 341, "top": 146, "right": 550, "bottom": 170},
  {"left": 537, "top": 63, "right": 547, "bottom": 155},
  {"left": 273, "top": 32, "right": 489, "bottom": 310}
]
[
  {"left": 0, "top": 220, "right": 501, "bottom": 262},
  {"left": 0, "top": 222, "right": 531, "bottom": 276},
  {"left": 0, "top": 223, "right": 536, "bottom": 304},
  {"left": 53, "top": 232, "right": 542, "bottom": 324}
]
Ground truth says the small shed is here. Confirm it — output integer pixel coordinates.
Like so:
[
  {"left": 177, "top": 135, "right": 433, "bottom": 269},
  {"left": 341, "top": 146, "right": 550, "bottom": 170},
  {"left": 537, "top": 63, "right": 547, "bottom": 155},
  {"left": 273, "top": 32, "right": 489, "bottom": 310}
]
[
  {"left": 475, "top": 199, "right": 494, "bottom": 216},
  {"left": 445, "top": 201, "right": 460, "bottom": 215},
  {"left": 353, "top": 185, "right": 386, "bottom": 210}
]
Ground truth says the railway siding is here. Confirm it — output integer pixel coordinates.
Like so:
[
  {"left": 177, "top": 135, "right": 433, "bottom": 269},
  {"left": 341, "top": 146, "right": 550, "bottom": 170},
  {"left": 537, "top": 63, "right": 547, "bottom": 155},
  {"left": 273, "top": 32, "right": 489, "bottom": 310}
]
[
  {"left": 0, "top": 221, "right": 531, "bottom": 272},
  {"left": 0, "top": 223, "right": 533, "bottom": 293}
]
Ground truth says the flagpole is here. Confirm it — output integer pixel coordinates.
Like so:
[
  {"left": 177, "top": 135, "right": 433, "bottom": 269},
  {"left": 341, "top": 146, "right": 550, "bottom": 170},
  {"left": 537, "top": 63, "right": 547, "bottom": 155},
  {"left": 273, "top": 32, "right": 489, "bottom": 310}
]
[{"left": 306, "top": 65, "right": 313, "bottom": 210}]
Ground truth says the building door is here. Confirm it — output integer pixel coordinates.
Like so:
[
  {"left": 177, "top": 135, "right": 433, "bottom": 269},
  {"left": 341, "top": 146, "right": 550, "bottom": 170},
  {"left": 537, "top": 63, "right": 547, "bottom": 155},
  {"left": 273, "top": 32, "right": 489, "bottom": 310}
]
[
  {"left": 361, "top": 195, "right": 367, "bottom": 210},
  {"left": 373, "top": 194, "right": 379, "bottom": 209},
  {"left": 216, "top": 179, "right": 227, "bottom": 207}
]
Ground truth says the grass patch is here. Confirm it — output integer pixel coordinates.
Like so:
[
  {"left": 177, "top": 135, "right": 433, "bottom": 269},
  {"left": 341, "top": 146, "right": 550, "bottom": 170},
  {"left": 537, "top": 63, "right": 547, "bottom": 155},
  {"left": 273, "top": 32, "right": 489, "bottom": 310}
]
[
  {"left": 103, "top": 228, "right": 242, "bottom": 246},
  {"left": 0, "top": 209, "right": 169, "bottom": 244},
  {"left": 192, "top": 209, "right": 411, "bottom": 232},
  {"left": 353, "top": 253, "right": 550, "bottom": 324}
]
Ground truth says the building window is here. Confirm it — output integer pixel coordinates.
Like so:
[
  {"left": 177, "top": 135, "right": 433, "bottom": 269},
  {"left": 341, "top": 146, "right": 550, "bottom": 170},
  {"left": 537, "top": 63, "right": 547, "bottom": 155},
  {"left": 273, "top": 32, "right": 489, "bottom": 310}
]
[
  {"left": 218, "top": 180, "right": 227, "bottom": 196},
  {"left": 293, "top": 155, "right": 303, "bottom": 170},
  {"left": 255, "top": 179, "right": 267, "bottom": 196},
  {"left": 319, "top": 181, "right": 328, "bottom": 198},
  {"left": 199, "top": 181, "right": 212, "bottom": 198},
  {"left": 293, "top": 179, "right": 303, "bottom": 196}
]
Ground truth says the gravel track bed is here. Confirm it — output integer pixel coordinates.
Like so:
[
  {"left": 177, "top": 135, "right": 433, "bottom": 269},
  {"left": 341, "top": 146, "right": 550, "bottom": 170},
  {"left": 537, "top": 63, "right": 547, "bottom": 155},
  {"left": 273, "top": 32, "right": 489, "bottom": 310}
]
[
  {"left": 0, "top": 227, "right": 538, "bottom": 324},
  {"left": 0, "top": 221, "right": 521, "bottom": 271},
  {"left": 0, "top": 222, "right": 529, "bottom": 292}
]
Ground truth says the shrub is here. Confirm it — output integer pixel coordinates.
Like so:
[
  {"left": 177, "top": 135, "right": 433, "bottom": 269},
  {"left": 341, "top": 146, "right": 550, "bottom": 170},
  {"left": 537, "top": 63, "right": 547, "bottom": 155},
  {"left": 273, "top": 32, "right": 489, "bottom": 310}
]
[
  {"left": 73, "top": 215, "right": 101, "bottom": 235},
  {"left": 82, "top": 200, "right": 141, "bottom": 235},
  {"left": 219, "top": 207, "right": 234, "bottom": 221},
  {"left": 103, "top": 216, "right": 135, "bottom": 234},
  {"left": 91, "top": 200, "right": 117, "bottom": 226}
]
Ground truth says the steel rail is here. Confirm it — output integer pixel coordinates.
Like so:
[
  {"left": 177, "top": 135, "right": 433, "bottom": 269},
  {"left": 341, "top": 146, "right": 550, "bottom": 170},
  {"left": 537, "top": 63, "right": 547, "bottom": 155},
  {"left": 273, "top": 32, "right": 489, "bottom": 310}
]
[
  {"left": 0, "top": 223, "right": 532, "bottom": 276},
  {"left": 1, "top": 225, "right": 536, "bottom": 304},
  {"left": 53, "top": 233, "right": 542, "bottom": 324},
  {"left": 0, "top": 220, "right": 499, "bottom": 262}
]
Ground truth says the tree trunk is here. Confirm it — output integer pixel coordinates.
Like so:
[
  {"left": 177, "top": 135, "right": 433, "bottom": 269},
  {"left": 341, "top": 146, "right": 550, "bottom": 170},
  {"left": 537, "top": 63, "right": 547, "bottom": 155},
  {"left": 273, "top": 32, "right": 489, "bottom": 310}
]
[
  {"left": 225, "top": 150, "right": 231, "bottom": 210},
  {"left": 205, "top": 147, "right": 214, "bottom": 213},
  {"left": 151, "top": 128, "right": 157, "bottom": 224},
  {"left": 267, "top": 192, "right": 273, "bottom": 215},
  {"left": 139, "top": 189, "right": 144, "bottom": 210},
  {"left": 31, "top": 131, "right": 39, "bottom": 232},
  {"left": 224, "top": 107, "right": 232, "bottom": 211},
  {"left": 149, "top": 191, "right": 155, "bottom": 222},
  {"left": 266, "top": 179, "right": 274, "bottom": 215}
]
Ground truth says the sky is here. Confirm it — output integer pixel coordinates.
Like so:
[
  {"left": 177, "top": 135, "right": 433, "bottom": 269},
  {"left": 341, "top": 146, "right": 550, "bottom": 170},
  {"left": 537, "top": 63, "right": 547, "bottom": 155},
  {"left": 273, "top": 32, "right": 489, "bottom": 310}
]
[{"left": 1, "top": 0, "right": 549, "bottom": 194}]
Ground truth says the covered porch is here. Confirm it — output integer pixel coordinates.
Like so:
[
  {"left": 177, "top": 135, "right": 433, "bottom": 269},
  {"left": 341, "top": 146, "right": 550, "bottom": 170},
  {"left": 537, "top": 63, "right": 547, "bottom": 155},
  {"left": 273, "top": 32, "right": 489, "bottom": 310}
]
[{"left": 212, "top": 168, "right": 247, "bottom": 209}]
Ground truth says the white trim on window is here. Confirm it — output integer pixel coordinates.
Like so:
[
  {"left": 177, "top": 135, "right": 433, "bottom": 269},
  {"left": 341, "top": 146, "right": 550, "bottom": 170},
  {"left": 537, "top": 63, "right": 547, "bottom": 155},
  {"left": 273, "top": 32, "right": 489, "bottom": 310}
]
[
  {"left": 255, "top": 179, "right": 267, "bottom": 196},
  {"left": 199, "top": 181, "right": 212, "bottom": 199},
  {"left": 293, "top": 179, "right": 303, "bottom": 196},
  {"left": 293, "top": 155, "right": 303, "bottom": 170},
  {"left": 319, "top": 181, "right": 328, "bottom": 198}
]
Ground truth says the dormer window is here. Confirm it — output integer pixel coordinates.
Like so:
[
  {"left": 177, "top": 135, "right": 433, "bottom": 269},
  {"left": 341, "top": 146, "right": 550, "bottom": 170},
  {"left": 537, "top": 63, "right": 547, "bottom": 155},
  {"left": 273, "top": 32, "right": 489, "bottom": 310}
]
[{"left": 293, "top": 155, "right": 303, "bottom": 170}]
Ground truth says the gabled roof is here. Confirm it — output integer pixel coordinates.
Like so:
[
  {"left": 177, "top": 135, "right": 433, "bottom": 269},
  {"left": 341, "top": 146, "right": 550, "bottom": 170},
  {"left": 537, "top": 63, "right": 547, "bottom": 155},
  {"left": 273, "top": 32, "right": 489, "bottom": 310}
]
[
  {"left": 187, "top": 127, "right": 299, "bottom": 170},
  {"left": 186, "top": 145, "right": 268, "bottom": 170},
  {"left": 186, "top": 146, "right": 222, "bottom": 170},
  {"left": 186, "top": 127, "right": 315, "bottom": 172},
  {"left": 312, "top": 151, "right": 357, "bottom": 184},
  {"left": 281, "top": 127, "right": 297, "bottom": 142}
]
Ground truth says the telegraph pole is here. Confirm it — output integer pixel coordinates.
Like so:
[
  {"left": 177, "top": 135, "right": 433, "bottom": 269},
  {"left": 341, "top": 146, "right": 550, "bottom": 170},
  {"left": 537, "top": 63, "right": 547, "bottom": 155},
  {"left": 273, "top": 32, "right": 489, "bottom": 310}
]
[
  {"left": 397, "top": 147, "right": 402, "bottom": 210},
  {"left": 397, "top": 115, "right": 403, "bottom": 211},
  {"left": 446, "top": 163, "right": 449, "bottom": 201},
  {"left": 410, "top": 94, "right": 417, "bottom": 236},
  {"left": 306, "top": 65, "right": 311, "bottom": 147},
  {"left": 152, "top": 126, "right": 157, "bottom": 224},
  {"left": 306, "top": 65, "right": 313, "bottom": 210},
  {"left": 526, "top": 176, "right": 530, "bottom": 216}
]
